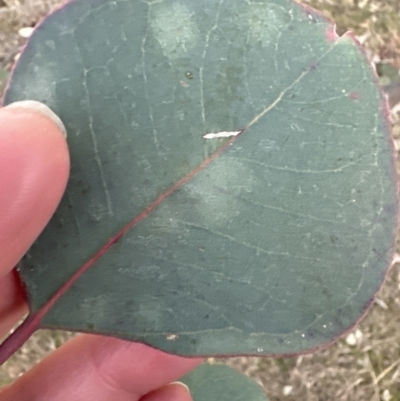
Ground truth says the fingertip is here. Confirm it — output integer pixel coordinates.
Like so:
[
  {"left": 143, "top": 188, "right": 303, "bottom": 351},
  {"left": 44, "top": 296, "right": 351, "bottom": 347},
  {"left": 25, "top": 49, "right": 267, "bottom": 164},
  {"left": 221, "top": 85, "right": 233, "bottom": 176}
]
[
  {"left": 140, "top": 381, "right": 193, "bottom": 401},
  {"left": 167, "top": 382, "right": 190, "bottom": 394},
  {"left": 4, "top": 101, "right": 67, "bottom": 138},
  {"left": 0, "top": 102, "right": 70, "bottom": 276}
]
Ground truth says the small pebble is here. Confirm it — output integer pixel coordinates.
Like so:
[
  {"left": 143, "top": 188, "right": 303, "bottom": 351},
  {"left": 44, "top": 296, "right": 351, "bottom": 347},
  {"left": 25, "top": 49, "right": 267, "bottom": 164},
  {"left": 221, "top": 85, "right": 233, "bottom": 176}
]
[
  {"left": 282, "top": 385, "right": 293, "bottom": 396},
  {"left": 18, "top": 27, "right": 34, "bottom": 38}
]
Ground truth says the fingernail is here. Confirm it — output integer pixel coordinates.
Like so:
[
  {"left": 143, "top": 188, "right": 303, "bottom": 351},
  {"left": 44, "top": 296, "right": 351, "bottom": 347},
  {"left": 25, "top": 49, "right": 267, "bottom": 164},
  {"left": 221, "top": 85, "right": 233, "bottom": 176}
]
[
  {"left": 168, "top": 381, "right": 190, "bottom": 393},
  {"left": 4, "top": 100, "right": 67, "bottom": 138}
]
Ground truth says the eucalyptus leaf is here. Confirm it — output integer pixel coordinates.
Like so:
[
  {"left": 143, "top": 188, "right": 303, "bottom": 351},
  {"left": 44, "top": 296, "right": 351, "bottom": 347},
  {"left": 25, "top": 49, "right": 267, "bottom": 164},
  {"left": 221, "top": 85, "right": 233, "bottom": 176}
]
[
  {"left": 2, "top": 0, "right": 398, "bottom": 357},
  {"left": 181, "top": 364, "right": 269, "bottom": 401}
]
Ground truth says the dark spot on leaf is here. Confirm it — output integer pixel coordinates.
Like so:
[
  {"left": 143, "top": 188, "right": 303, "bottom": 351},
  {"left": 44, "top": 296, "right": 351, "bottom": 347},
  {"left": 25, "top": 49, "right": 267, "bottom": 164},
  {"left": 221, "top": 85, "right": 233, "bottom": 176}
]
[
  {"left": 190, "top": 338, "right": 197, "bottom": 345},
  {"left": 307, "top": 62, "right": 319, "bottom": 72},
  {"left": 322, "top": 287, "right": 333, "bottom": 301},
  {"left": 330, "top": 234, "right": 339, "bottom": 244},
  {"left": 305, "top": 328, "right": 316, "bottom": 339},
  {"left": 55, "top": 220, "right": 64, "bottom": 229},
  {"left": 87, "top": 322, "right": 94, "bottom": 329},
  {"left": 185, "top": 71, "right": 194, "bottom": 80}
]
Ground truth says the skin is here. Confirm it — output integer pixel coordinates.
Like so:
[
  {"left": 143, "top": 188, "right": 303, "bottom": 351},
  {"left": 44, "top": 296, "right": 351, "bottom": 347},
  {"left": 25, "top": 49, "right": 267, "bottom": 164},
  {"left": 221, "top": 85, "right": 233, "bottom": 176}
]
[{"left": 0, "top": 104, "right": 203, "bottom": 401}]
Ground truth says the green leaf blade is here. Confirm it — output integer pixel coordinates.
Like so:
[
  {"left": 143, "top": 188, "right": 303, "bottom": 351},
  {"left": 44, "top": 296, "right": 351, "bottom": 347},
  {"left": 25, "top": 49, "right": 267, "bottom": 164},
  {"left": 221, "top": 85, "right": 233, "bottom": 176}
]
[
  {"left": 181, "top": 364, "right": 269, "bottom": 401},
  {"left": 3, "top": 0, "right": 398, "bottom": 357}
]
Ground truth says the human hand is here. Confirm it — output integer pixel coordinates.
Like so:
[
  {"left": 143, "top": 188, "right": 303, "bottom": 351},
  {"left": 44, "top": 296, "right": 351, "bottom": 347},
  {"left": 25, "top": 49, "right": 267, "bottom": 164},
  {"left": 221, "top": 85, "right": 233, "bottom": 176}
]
[{"left": 0, "top": 101, "right": 202, "bottom": 401}]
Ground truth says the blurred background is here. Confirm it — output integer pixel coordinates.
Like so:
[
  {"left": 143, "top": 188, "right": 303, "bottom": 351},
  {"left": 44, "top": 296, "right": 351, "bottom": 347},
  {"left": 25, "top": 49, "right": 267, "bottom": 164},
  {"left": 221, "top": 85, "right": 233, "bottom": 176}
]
[{"left": 0, "top": 1, "right": 399, "bottom": 400}]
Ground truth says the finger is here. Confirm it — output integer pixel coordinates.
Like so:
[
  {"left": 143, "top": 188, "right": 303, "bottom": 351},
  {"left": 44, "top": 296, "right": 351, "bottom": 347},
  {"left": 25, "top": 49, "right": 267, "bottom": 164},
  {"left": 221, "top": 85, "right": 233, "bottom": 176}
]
[
  {"left": 140, "top": 382, "right": 192, "bottom": 401},
  {"left": 0, "top": 270, "right": 27, "bottom": 336},
  {"left": 0, "top": 101, "right": 69, "bottom": 278},
  {"left": 0, "top": 335, "right": 203, "bottom": 401},
  {"left": 0, "top": 101, "right": 69, "bottom": 337}
]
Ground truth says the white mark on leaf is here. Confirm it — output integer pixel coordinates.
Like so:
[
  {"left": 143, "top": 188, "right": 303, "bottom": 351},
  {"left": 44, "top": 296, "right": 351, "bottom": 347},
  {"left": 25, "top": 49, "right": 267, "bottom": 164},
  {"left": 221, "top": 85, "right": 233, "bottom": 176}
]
[
  {"left": 166, "top": 334, "right": 178, "bottom": 341},
  {"left": 203, "top": 131, "right": 241, "bottom": 139}
]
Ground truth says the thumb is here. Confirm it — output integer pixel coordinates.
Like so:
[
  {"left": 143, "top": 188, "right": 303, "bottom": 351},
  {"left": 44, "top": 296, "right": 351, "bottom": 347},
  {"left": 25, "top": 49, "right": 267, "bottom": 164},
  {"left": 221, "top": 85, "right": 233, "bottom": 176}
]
[{"left": 0, "top": 101, "right": 70, "bottom": 276}]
